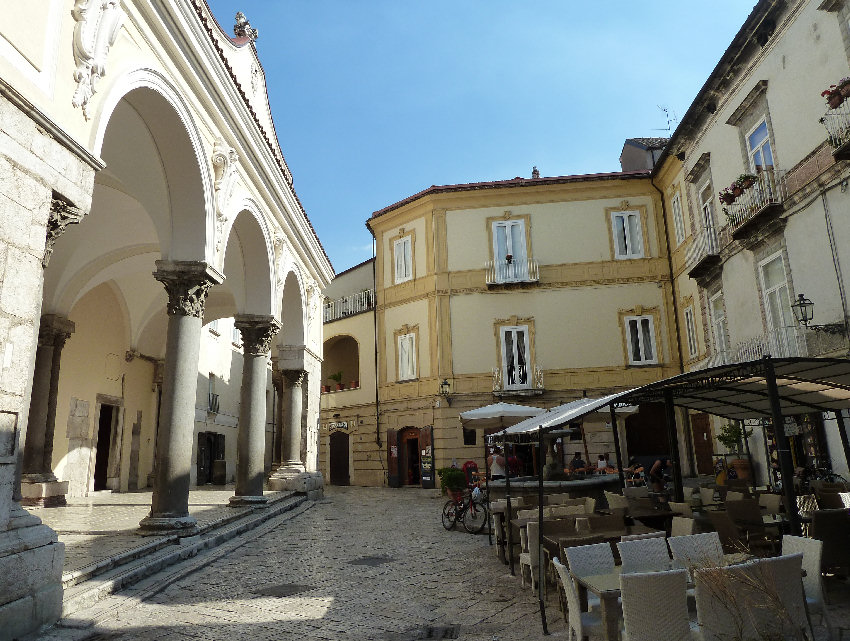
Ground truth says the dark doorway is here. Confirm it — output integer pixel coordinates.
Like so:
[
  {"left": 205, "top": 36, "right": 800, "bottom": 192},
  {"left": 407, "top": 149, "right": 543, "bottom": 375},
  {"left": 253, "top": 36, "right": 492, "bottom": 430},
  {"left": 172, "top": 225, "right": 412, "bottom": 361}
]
[
  {"left": 329, "top": 431, "right": 350, "bottom": 485},
  {"left": 691, "top": 413, "right": 714, "bottom": 475},
  {"left": 197, "top": 432, "right": 216, "bottom": 485},
  {"left": 94, "top": 405, "right": 116, "bottom": 491},
  {"left": 625, "top": 403, "right": 670, "bottom": 457},
  {"left": 399, "top": 427, "right": 421, "bottom": 486}
]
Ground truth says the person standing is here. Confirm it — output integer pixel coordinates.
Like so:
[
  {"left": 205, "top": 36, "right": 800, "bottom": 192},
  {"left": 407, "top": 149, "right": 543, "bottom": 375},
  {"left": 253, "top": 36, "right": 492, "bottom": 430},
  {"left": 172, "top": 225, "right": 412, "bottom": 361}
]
[{"left": 488, "top": 446, "right": 506, "bottom": 480}]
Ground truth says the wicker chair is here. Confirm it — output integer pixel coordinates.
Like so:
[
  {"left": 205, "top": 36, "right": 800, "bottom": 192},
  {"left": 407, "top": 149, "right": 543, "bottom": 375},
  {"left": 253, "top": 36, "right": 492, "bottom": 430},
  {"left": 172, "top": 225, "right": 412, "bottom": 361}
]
[
  {"left": 621, "top": 569, "right": 695, "bottom": 641},
  {"left": 545, "top": 504, "right": 586, "bottom": 518},
  {"left": 706, "top": 510, "right": 747, "bottom": 554},
  {"left": 624, "top": 485, "right": 649, "bottom": 499},
  {"left": 604, "top": 490, "right": 629, "bottom": 511},
  {"left": 725, "top": 490, "right": 745, "bottom": 502},
  {"left": 553, "top": 556, "right": 606, "bottom": 641},
  {"left": 725, "top": 498, "right": 778, "bottom": 554},
  {"left": 816, "top": 491, "right": 845, "bottom": 510},
  {"left": 519, "top": 520, "right": 543, "bottom": 591},
  {"left": 668, "top": 501, "right": 693, "bottom": 518},
  {"left": 758, "top": 492, "right": 782, "bottom": 515},
  {"left": 783, "top": 534, "right": 833, "bottom": 640},
  {"left": 670, "top": 516, "right": 696, "bottom": 537},
  {"left": 694, "top": 563, "right": 758, "bottom": 641},
  {"left": 620, "top": 530, "right": 666, "bottom": 542},
  {"left": 668, "top": 532, "right": 724, "bottom": 569},
  {"left": 811, "top": 508, "right": 850, "bottom": 574},
  {"left": 564, "top": 541, "right": 615, "bottom": 578},
  {"left": 699, "top": 486, "right": 718, "bottom": 508},
  {"left": 746, "top": 554, "right": 810, "bottom": 639},
  {"left": 588, "top": 513, "right": 624, "bottom": 531},
  {"left": 617, "top": 536, "right": 671, "bottom": 574}
]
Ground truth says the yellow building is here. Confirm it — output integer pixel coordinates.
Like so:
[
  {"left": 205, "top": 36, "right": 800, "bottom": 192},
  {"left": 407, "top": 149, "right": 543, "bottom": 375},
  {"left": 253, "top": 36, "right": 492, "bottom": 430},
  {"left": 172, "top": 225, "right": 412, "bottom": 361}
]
[{"left": 321, "top": 170, "right": 689, "bottom": 486}]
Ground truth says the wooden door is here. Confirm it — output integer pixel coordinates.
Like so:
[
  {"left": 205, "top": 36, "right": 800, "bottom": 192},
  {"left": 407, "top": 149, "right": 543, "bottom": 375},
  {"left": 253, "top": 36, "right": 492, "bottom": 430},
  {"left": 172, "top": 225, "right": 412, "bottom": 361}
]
[
  {"left": 387, "top": 429, "right": 399, "bottom": 487},
  {"left": 420, "top": 426, "right": 434, "bottom": 489},
  {"left": 329, "top": 431, "right": 350, "bottom": 486},
  {"left": 197, "top": 432, "right": 213, "bottom": 485},
  {"left": 690, "top": 413, "right": 714, "bottom": 475}
]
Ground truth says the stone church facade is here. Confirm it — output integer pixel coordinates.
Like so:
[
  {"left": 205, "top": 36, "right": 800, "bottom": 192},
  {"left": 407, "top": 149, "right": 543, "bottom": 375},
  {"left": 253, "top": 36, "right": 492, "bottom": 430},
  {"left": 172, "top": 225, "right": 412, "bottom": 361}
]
[{"left": 0, "top": 2, "right": 332, "bottom": 637}]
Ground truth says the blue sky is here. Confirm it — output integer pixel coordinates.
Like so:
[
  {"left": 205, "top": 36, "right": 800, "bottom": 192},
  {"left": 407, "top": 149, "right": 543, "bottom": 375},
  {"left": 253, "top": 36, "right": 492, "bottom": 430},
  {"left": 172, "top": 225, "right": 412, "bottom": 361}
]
[{"left": 205, "top": 2, "right": 756, "bottom": 273}]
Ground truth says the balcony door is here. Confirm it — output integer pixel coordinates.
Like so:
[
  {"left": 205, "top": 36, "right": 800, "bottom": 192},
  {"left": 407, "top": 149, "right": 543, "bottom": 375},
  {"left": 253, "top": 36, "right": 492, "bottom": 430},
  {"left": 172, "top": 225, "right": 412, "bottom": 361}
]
[
  {"left": 493, "top": 220, "right": 527, "bottom": 282},
  {"left": 759, "top": 253, "right": 797, "bottom": 357},
  {"left": 501, "top": 325, "right": 530, "bottom": 389}
]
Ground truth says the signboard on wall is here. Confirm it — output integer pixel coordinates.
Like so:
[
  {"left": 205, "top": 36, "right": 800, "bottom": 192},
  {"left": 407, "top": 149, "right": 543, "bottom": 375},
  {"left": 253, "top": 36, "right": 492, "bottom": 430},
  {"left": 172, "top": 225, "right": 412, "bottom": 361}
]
[
  {"left": 327, "top": 421, "right": 348, "bottom": 431},
  {"left": 420, "top": 426, "right": 435, "bottom": 489}
]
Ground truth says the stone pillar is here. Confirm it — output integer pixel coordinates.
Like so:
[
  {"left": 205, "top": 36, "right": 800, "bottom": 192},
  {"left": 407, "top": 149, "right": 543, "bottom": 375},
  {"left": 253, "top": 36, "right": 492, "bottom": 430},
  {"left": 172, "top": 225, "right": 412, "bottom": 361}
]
[
  {"left": 20, "top": 315, "right": 74, "bottom": 506},
  {"left": 271, "top": 370, "right": 284, "bottom": 469},
  {"left": 140, "top": 261, "right": 223, "bottom": 534},
  {"left": 280, "top": 369, "right": 306, "bottom": 472},
  {"left": 230, "top": 316, "right": 279, "bottom": 507}
]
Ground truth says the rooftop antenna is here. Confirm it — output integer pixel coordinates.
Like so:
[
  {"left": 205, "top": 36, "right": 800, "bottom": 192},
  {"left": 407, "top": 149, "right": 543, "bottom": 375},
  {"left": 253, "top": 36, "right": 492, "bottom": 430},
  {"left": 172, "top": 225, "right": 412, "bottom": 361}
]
[{"left": 652, "top": 105, "right": 678, "bottom": 132}]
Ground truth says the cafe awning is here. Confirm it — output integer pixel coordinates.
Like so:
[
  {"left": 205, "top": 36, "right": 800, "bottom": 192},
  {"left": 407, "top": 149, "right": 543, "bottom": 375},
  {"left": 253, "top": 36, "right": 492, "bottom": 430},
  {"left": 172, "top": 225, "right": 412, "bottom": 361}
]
[
  {"left": 459, "top": 402, "right": 544, "bottom": 431},
  {"left": 495, "top": 393, "right": 634, "bottom": 440}
]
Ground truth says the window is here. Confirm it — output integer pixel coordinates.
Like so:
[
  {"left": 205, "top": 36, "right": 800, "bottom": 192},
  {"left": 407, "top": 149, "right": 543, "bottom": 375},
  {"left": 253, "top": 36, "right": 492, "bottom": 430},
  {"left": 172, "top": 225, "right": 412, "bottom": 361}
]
[
  {"left": 709, "top": 292, "right": 730, "bottom": 357},
  {"left": 397, "top": 332, "right": 416, "bottom": 381},
  {"left": 760, "top": 254, "right": 794, "bottom": 332},
  {"left": 492, "top": 219, "right": 528, "bottom": 281},
  {"left": 231, "top": 325, "right": 242, "bottom": 347},
  {"left": 393, "top": 235, "right": 412, "bottom": 284},
  {"left": 501, "top": 325, "right": 530, "bottom": 388},
  {"left": 624, "top": 315, "right": 657, "bottom": 365},
  {"left": 462, "top": 427, "right": 477, "bottom": 446},
  {"left": 671, "top": 192, "right": 685, "bottom": 246},
  {"left": 699, "top": 182, "right": 716, "bottom": 233},
  {"left": 208, "top": 319, "right": 220, "bottom": 335},
  {"left": 611, "top": 210, "right": 643, "bottom": 259},
  {"left": 747, "top": 119, "right": 774, "bottom": 172},
  {"left": 684, "top": 305, "right": 698, "bottom": 359}
]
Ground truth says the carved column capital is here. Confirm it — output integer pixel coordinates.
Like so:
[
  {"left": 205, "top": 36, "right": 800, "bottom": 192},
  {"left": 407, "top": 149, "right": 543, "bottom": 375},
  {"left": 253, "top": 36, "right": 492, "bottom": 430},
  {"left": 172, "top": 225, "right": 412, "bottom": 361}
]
[
  {"left": 282, "top": 369, "right": 307, "bottom": 388},
  {"left": 153, "top": 261, "right": 224, "bottom": 318},
  {"left": 234, "top": 315, "right": 280, "bottom": 356},
  {"left": 44, "top": 196, "right": 86, "bottom": 268},
  {"left": 38, "top": 314, "right": 75, "bottom": 348}
]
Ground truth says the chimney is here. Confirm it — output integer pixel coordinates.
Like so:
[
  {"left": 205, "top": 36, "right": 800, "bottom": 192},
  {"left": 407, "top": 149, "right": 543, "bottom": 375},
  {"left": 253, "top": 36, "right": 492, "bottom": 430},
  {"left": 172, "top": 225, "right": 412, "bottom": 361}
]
[{"left": 531, "top": 166, "right": 540, "bottom": 179}]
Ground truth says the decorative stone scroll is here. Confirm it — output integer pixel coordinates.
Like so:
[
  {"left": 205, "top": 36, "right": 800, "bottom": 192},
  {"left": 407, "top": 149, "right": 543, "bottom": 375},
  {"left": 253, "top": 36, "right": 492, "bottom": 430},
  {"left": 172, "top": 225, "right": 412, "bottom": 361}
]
[
  {"left": 71, "top": 0, "right": 124, "bottom": 120},
  {"left": 44, "top": 196, "right": 85, "bottom": 268},
  {"left": 153, "top": 261, "right": 224, "bottom": 318},
  {"left": 283, "top": 369, "right": 306, "bottom": 388},
  {"left": 212, "top": 138, "right": 239, "bottom": 257},
  {"left": 234, "top": 316, "right": 280, "bottom": 356}
]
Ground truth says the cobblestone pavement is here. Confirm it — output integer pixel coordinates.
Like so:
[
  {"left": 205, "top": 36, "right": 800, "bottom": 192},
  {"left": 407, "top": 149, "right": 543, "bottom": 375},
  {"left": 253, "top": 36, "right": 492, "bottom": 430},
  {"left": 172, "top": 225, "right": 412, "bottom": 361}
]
[
  {"left": 33, "top": 486, "right": 850, "bottom": 641},
  {"left": 29, "top": 486, "right": 288, "bottom": 575},
  {"left": 37, "top": 486, "right": 561, "bottom": 640}
]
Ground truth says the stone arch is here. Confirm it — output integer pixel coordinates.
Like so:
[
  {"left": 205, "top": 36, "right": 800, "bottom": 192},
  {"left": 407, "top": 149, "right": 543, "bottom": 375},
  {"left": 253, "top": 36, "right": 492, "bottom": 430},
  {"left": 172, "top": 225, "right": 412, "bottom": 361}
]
[
  {"left": 278, "top": 268, "right": 307, "bottom": 349},
  {"left": 322, "top": 334, "right": 361, "bottom": 390},
  {"left": 91, "top": 67, "right": 213, "bottom": 262},
  {"left": 212, "top": 198, "right": 275, "bottom": 318}
]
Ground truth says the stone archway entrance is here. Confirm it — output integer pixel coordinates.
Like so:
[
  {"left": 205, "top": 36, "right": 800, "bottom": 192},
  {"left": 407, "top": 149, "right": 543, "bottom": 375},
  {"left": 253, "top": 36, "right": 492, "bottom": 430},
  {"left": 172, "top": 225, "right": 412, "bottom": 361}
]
[{"left": 329, "top": 431, "right": 350, "bottom": 485}]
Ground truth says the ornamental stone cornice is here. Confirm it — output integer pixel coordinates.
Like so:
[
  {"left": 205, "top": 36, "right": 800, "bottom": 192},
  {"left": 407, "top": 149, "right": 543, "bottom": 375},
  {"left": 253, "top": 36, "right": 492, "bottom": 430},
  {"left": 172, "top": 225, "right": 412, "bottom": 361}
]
[
  {"left": 71, "top": 0, "right": 124, "bottom": 120},
  {"left": 44, "top": 195, "right": 86, "bottom": 268},
  {"left": 234, "top": 315, "right": 280, "bottom": 356},
  {"left": 153, "top": 260, "right": 224, "bottom": 318}
]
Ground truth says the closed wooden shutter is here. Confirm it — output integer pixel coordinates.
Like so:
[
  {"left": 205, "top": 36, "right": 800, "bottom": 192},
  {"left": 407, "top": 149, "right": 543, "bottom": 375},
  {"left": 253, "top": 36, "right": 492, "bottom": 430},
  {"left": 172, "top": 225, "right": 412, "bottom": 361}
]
[{"left": 387, "top": 429, "right": 399, "bottom": 487}]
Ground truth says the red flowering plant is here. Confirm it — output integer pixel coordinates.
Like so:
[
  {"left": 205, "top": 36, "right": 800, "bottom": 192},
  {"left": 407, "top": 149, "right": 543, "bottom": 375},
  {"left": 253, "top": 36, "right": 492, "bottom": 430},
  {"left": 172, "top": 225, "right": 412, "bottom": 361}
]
[
  {"left": 719, "top": 185, "right": 737, "bottom": 205},
  {"left": 823, "top": 84, "right": 844, "bottom": 108}
]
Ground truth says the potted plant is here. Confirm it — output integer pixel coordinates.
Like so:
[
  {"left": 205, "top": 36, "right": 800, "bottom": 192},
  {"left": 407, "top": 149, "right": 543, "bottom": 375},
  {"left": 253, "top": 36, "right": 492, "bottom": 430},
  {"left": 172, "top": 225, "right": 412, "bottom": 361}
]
[
  {"left": 822, "top": 84, "right": 843, "bottom": 109},
  {"left": 321, "top": 384, "right": 330, "bottom": 393},
  {"left": 736, "top": 173, "right": 757, "bottom": 190},
  {"left": 437, "top": 467, "right": 467, "bottom": 500},
  {"left": 328, "top": 371, "right": 345, "bottom": 391},
  {"left": 839, "top": 77, "right": 850, "bottom": 98},
  {"left": 717, "top": 422, "right": 754, "bottom": 481},
  {"left": 719, "top": 186, "right": 737, "bottom": 205},
  {"left": 350, "top": 379, "right": 359, "bottom": 389},
  {"left": 505, "top": 253, "right": 513, "bottom": 264}
]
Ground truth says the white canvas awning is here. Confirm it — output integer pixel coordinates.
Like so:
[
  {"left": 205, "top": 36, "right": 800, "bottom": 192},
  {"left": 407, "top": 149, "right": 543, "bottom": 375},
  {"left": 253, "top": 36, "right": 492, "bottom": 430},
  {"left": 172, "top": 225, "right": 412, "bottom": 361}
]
[
  {"left": 495, "top": 393, "right": 635, "bottom": 440},
  {"left": 459, "top": 402, "right": 545, "bottom": 431}
]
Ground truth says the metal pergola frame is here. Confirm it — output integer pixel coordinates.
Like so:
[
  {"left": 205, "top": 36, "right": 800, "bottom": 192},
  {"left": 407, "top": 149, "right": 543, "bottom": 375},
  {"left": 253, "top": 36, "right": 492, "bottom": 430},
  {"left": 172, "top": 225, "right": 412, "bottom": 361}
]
[{"left": 490, "top": 356, "right": 850, "bottom": 636}]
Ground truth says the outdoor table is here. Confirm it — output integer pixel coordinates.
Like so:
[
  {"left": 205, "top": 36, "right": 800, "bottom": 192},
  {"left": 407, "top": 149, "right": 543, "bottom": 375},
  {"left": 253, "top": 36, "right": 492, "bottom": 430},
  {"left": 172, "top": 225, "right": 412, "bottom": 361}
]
[{"left": 571, "top": 553, "right": 752, "bottom": 641}]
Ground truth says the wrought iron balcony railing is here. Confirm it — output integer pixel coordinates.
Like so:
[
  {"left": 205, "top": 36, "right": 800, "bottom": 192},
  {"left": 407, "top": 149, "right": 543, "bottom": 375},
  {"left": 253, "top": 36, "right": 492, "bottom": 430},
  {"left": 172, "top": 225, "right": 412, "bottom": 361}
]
[
  {"left": 733, "top": 325, "right": 807, "bottom": 362},
  {"left": 724, "top": 168, "right": 787, "bottom": 239},
  {"left": 685, "top": 226, "right": 721, "bottom": 280},
  {"left": 820, "top": 102, "right": 850, "bottom": 160},
  {"left": 485, "top": 258, "right": 539, "bottom": 285},
  {"left": 323, "top": 289, "right": 375, "bottom": 323}
]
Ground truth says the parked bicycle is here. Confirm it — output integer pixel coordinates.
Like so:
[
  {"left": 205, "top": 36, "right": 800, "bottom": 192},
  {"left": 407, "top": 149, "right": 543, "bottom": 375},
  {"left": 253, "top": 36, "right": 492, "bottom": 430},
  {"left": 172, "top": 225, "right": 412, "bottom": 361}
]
[
  {"left": 441, "top": 486, "right": 489, "bottom": 534},
  {"left": 796, "top": 464, "right": 848, "bottom": 493}
]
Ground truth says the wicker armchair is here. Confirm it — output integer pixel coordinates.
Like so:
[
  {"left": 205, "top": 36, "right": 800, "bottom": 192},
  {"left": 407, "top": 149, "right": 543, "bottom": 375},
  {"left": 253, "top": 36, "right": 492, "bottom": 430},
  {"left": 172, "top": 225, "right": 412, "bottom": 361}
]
[
  {"left": 783, "top": 534, "right": 834, "bottom": 640},
  {"left": 621, "top": 569, "right": 695, "bottom": 641},
  {"left": 811, "top": 508, "right": 850, "bottom": 574},
  {"left": 552, "top": 556, "right": 606, "bottom": 641},
  {"left": 617, "top": 536, "right": 671, "bottom": 574}
]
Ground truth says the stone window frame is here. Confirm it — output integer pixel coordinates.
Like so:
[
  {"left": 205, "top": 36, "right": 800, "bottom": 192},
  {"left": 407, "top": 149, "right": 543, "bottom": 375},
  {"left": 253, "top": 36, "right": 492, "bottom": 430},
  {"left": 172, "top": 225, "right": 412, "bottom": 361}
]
[
  {"left": 486, "top": 211, "right": 533, "bottom": 277},
  {"left": 726, "top": 81, "right": 780, "bottom": 174},
  {"left": 606, "top": 205, "right": 648, "bottom": 260},
  {"left": 682, "top": 297, "right": 699, "bottom": 361},
  {"left": 618, "top": 306, "right": 662, "bottom": 366},
  {"left": 394, "top": 324, "right": 419, "bottom": 382},
  {"left": 493, "top": 315, "right": 536, "bottom": 390},
  {"left": 390, "top": 228, "right": 415, "bottom": 285},
  {"left": 670, "top": 188, "right": 687, "bottom": 246},
  {"left": 708, "top": 289, "right": 731, "bottom": 358}
]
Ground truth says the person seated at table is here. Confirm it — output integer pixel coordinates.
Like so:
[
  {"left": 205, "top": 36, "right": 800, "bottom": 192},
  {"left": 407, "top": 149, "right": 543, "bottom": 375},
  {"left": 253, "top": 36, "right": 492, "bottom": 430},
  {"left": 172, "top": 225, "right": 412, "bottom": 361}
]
[
  {"left": 488, "top": 446, "right": 506, "bottom": 480},
  {"left": 649, "top": 457, "right": 671, "bottom": 494},
  {"left": 595, "top": 453, "right": 618, "bottom": 474},
  {"left": 569, "top": 451, "right": 588, "bottom": 475},
  {"left": 624, "top": 457, "right": 645, "bottom": 485}
]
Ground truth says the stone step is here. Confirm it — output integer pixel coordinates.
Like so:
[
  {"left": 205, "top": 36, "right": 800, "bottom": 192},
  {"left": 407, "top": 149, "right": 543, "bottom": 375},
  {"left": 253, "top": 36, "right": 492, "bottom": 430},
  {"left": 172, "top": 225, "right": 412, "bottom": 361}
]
[{"left": 61, "top": 493, "right": 305, "bottom": 618}]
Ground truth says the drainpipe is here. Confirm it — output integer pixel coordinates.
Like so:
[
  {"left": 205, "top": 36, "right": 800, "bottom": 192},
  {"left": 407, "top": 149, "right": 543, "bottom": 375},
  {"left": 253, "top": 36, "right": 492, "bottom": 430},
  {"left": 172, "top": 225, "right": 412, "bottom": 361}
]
[
  {"left": 650, "top": 176, "right": 695, "bottom": 476},
  {"left": 371, "top": 236, "right": 381, "bottom": 449}
]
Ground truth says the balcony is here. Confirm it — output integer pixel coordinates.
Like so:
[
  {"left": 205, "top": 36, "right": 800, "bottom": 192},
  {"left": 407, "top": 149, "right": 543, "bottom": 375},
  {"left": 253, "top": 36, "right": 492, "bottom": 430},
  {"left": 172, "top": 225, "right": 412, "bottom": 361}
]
[
  {"left": 323, "top": 289, "right": 375, "bottom": 323},
  {"left": 208, "top": 393, "right": 220, "bottom": 414},
  {"left": 485, "top": 257, "right": 539, "bottom": 286},
  {"left": 492, "top": 365, "right": 544, "bottom": 397},
  {"left": 724, "top": 169, "right": 786, "bottom": 240},
  {"left": 820, "top": 102, "right": 850, "bottom": 161},
  {"left": 733, "top": 326, "right": 807, "bottom": 362},
  {"left": 685, "top": 227, "right": 721, "bottom": 281}
]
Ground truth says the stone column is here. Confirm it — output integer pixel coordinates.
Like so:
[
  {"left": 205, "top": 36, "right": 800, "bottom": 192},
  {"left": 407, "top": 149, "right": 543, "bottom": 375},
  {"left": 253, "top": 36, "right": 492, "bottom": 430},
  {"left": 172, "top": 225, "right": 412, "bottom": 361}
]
[
  {"left": 20, "top": 315, "right": 74, "bottom": 506},
  {"left": 280, "top": 369, "right": 306, "bottom": 472},
  {"left": 230, "top": 316, "right": 279, "bottom": 507},
  {"left": 140, "top": 261, "right": 223, "bottom": 534},
  {"left": 271, "top": 370, "right": 284, "bottom": 469}
]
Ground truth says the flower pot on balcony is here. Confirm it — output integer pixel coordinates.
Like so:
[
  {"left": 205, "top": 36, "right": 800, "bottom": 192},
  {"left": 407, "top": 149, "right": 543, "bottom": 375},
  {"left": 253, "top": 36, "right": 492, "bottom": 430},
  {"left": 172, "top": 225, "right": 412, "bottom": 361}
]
[
  {"left": 840, "top": 83, "right": 850, "bottom": 98},
  {"left": 322, "top": 385, "right": 330, "bottom": 393},
  {"left": 720, "top": 193, "right": 736, "bottom": 205},
  {"left": 732, "top": 186, "right": 743, "bottom": 197},
  {"left": 828, "top": 92, "right": 844, "bottom": 109},
  {"left": 336, "top": 383, "right": 345, "bottom": 391},
  {"left": 350, "top": 380, "right": 359, "bottom": 389}
]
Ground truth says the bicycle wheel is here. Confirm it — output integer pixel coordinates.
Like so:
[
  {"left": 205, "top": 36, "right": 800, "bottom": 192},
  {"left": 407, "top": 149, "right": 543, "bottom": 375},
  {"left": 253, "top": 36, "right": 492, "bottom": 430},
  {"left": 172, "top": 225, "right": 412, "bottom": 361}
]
[
  {"left": 442, "top": 500, "right": 458, "bottom": 530},
  {"left": 462, "top": 498, "right": 488, "bottom": 534}
]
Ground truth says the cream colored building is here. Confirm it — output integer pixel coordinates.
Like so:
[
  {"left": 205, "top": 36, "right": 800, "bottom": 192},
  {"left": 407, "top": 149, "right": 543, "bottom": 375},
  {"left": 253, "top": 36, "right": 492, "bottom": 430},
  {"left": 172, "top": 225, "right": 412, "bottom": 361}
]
[
  {"left": 321, "top": 172, "right": 689, "bottom": 487},
  {"left": 654, "top": 0, "right": 850, "bottom": 484},
  {"left": 0, "top": 4, "right": 332, "bottom": 637}
]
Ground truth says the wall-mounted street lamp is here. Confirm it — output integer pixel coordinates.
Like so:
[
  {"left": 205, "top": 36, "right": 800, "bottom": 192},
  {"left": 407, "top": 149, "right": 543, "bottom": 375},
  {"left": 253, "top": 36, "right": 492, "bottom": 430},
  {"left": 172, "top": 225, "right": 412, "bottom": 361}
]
[
  {"left": 440, "top": 378, "right": 453, "bottom": 407},
  {"left": 791, "top": 293, "right": 846, "bottom": 335}
]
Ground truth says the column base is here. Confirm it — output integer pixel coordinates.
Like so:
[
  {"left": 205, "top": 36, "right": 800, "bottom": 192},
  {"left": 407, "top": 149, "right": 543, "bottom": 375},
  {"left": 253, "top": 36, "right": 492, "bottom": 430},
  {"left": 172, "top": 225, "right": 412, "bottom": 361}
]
[
  {"left": 138, "top": 513, "right": 199, "bottom": 536},
  {"left": 20, "top": 479, "right": 69, "bottom": 508},
  {"left": 228, "top": 495, "right": 268, "bottom": 507},
  {"left": 268, "top": 470, "right": 324, "bottom": 499}
]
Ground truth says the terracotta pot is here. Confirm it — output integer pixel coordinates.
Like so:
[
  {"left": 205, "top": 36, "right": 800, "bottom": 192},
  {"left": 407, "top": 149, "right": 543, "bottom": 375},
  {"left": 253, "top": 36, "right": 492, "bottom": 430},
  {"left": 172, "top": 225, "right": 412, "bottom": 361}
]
[
  {"left": 739, "top": 177, "right": 755, "bottom": 189},
  {"left": 720, "top": 193, "right": 736, "bottom": 205},
  {"left": 840, "top": 83, "right": 850, "bottom": 98},
  {"left": 322, "top": 385, "right": 330, "bottom": 393},
  {"left": 350, "top": 381, "right": 359, "bottom": 389},
  {"left": 336, "top": 382, "right": 345, "bottom": 391},
  {"left": 732, "top": 186, "right": 743, "bottom": 197},
  {"left": 828, "top": 92, "right": 844, "bottom": 109}
]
